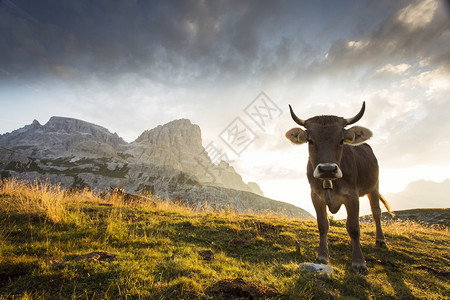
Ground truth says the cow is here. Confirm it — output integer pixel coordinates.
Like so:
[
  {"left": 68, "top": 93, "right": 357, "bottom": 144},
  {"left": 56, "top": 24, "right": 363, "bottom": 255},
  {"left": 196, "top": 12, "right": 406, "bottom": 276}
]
[{"left": 285, "top": 102, "right": 392, "bottom": 274}]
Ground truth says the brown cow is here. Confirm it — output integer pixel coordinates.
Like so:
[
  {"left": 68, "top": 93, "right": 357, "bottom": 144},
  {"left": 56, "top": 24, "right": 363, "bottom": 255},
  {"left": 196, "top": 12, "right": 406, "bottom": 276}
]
[{"left": 285, "top": 102, "right": 392, "bottom": 274}]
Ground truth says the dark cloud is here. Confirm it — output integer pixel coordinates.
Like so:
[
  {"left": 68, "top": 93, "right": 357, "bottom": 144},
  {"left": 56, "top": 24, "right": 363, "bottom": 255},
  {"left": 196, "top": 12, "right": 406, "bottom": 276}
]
[
  {"left": 321, "top": 0, "right": 450, "bottom": 76},
  {"left": 0, "top": 0, "right": 288, "bottom": 84},
  {"left": 1, "top": 0, "right": 408, "bottom": 87}
]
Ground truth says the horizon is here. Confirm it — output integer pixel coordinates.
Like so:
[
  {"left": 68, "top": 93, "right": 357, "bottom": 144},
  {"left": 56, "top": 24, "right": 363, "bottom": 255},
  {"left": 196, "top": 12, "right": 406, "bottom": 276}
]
[
  {"left": 2, "top": 114, "right": 448, "bottom": 219},
  {"left": 1, "top": 0, "right": 449, "bottom": 218}
]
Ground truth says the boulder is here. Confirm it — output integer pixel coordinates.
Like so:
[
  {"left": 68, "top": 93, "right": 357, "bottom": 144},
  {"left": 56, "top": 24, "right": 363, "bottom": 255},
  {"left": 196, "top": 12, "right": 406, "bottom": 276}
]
[{"left": 299, "top": 263, "right": 334, "bottom": 276}]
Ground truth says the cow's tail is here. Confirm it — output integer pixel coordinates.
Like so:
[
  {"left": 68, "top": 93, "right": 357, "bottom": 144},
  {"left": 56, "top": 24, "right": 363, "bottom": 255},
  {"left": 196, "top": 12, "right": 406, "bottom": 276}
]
[{"left": 379, "top": 194, "right": 394, "bottom": 216}]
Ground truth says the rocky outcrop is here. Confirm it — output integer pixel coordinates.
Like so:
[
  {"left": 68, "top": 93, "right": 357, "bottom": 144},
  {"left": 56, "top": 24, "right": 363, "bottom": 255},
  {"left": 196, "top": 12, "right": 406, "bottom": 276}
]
[
  {"left": 0, "top": 147, "right": 31, "bottom": 166},
  {"left": 0, "top": 117, "right": 312, "bottom": 219},
  {"left": 68, "top": 141, "right": 119, "bottom": 159},
  {"left": 248, "top": 182, "right": 264, "bottom": 196}
]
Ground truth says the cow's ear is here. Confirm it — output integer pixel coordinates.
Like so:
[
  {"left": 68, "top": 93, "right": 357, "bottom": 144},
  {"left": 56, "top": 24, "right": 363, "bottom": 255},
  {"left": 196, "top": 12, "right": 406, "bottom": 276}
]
[
  {"left": 285, "top": 128, "right": 307, "bottom": 145},
  {"left": 344, "top": 126, "right": 372, "bottom": 145}
]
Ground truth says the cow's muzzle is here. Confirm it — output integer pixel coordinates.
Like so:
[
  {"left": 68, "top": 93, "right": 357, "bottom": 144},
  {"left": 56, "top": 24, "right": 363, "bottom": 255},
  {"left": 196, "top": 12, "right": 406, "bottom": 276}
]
[{"left": 313, "top": 163, "right": 343, "bottom": 180}]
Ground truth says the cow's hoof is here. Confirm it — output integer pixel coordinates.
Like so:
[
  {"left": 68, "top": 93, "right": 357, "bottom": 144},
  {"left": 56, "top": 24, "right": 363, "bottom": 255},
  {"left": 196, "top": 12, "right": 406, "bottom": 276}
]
[
  {"left": 376, "top": 240, "right": 387, "bottom": 248},
  {"left": 315, "top": 256, "right": 328, "bottom": 265},
  {"left": 352, "top": 264, "right": 368, "bottom": 275}
]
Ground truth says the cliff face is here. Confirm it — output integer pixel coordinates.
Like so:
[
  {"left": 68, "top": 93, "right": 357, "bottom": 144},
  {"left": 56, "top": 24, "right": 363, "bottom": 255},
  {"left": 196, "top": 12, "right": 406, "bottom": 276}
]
[
  {"left": 0, "top": 117, "right": 313, "bottom": 219},
  {"left": 127, "top": 119, "right": 207, "bottom": 181}
]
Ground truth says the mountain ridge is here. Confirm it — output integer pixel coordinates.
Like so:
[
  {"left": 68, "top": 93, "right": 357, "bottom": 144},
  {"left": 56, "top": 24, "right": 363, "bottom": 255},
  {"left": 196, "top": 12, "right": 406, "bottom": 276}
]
[{"left": 0, "top": 116, "right": 126, "bottom": 158}]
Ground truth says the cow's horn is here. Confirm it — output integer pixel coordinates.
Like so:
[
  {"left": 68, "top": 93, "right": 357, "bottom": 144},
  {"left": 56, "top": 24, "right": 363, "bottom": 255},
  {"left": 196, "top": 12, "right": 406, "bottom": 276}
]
[
  {"left": 289, "top": 105, "right": 305, "bottom": 126},
  {"left": 345, "top": 102, "right": 366, "bottom": 126}
]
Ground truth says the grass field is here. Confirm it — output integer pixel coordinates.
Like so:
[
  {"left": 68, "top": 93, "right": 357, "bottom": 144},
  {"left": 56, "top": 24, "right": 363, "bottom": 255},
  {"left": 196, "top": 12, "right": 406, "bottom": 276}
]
[{"left": 0, "top": 178, "right": 449, "bottom": 299}]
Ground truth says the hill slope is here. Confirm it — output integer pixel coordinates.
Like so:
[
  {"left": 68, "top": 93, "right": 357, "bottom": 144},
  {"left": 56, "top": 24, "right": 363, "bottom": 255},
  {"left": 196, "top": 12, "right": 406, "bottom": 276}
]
[{"left": 0, "top": 180, "right": 448, "bottom": 299}]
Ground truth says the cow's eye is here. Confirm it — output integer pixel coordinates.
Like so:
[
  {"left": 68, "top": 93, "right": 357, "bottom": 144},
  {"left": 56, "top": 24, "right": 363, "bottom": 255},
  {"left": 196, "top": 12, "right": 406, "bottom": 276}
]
[
  {"left": 339, "top": 139, "right": 344, "bottom": 145},
  {"left": 308, "top": 139, "right": 314, "bottom": 145}
]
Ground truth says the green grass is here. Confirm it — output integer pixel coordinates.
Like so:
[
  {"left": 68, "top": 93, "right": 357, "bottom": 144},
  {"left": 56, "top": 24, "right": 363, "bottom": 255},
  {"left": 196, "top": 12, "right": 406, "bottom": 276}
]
[{"left": 0, "top": 178, "right": 449, "bottom": 299}]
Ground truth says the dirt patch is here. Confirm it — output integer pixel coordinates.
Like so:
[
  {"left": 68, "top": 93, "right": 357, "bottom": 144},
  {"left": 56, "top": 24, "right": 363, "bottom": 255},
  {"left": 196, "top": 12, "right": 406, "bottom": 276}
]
[
  {"left": 198, "top": 250, "right": 215, "bottom": 261},
  {"left": 414, "top": 265, "right": 450, "bottom": 277},
  {"left": 206, "top": 277, "right": 279, "bottom": 299},
  {"left": 366, "top": 258, "right": 449, "bottom": 277},
  {"left": 366, "top": 258, "right": 399, "bottom": 269},
  {"left": 74, "top": 251, "right": 118, "bottom": 264},
  {"left": 48, "top": 259, "right": 68, "bottom": 270},
  {"left": 229, "top": 238, "right": 252, "bottom": 248},
  {"left": 254, "top": 221, "right": 277, "bottom": 233},
  {"left": 47, "top": 251, "right": 117, "bottom": 270}
]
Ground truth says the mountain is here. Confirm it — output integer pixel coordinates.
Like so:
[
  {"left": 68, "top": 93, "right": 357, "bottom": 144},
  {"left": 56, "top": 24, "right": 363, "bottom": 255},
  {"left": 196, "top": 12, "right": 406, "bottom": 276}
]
[
  {"left": 0, "top": 117, "right": 313, "bottom": 219},
  {"left": 386, "top": 179, "right": 450, "bottom": 211},
  {"left": 0, "top": 117, "right": 126, "bottom": 158}
]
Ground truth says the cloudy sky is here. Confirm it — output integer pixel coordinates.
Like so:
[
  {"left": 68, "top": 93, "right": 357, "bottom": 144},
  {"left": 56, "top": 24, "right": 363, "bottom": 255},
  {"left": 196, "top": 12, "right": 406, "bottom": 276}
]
[{"left": 1, "top": 0, "right": 449, "bottom": 217}]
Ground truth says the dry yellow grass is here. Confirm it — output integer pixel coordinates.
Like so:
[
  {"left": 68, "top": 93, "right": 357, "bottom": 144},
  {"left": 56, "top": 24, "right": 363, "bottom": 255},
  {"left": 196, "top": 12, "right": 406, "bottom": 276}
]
[
  {"left": 1, "top": 177, "right": 449, "bottom": 299},
  {"left": 0, "top": 178, "right": 69, "bottom": 223},
  {"left": 0, "top": 178, "right": 297, "bottom": 224},
  {"left": 0, "top": 178, "right": 217, "bottom": 223}
]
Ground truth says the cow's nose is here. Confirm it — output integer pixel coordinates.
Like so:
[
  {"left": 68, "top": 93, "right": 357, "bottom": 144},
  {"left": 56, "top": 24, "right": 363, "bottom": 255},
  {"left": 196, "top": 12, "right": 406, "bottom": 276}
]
[
  {"left": 318, "top": 164, "right": 337, "bottom": 173},
  {"left": 313, "top": 163, "right": 343, "bottom": 179}
]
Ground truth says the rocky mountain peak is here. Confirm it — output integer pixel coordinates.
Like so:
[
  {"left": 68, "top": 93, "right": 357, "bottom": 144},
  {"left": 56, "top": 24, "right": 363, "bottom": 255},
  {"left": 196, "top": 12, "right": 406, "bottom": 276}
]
[
  {"left": 45, "top": 117, "right": 124, "bottom": 142},
  {"left": 0, "top": 117, "right": 126, "bottom": 158},
  {"left": 46, "top": 116, "right": 102, "bottom": 132},
  {"left": 126, "top": 119, "right": 264, "bottom": 196},
  {"left": 127, "top": 119, "right": 206, "bottom": 180},
  {"left": 134, "top": 119, "right": 202, "bottom": 150}
]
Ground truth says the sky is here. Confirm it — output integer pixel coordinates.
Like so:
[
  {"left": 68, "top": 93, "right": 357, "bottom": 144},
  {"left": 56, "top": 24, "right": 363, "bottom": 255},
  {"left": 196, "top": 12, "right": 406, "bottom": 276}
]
[{"left": 1, "top": 0, "right": 450, "bottom": 218}]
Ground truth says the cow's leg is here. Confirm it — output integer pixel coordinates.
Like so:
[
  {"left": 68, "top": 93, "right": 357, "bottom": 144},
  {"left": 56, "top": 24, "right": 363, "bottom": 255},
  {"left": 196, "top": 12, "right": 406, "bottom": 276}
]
[
  {"left": 368, "top": 190, "right": 387, "bottom": 248},
  {"left": 345, "top": 198, "right": 367, "bottom": 274},
  {"left": 312, "top": 193, "right": 329, "bottom": 264}
]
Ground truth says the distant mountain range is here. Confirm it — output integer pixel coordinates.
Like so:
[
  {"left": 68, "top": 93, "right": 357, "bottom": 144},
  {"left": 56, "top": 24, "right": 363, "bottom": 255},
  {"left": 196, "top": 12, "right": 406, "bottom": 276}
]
[
  {"left": 0, "top": 117, "right": 313, "bottom": 219},
  {"left": 387, "top": 179, "right": 450, "bottom": 211}
]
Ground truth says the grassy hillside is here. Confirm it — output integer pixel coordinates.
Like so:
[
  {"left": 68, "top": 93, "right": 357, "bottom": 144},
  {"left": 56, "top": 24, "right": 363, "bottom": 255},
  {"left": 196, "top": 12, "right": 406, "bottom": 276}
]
[{"left": 0, "top": 178, "right": 449, "bottom": 299}]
